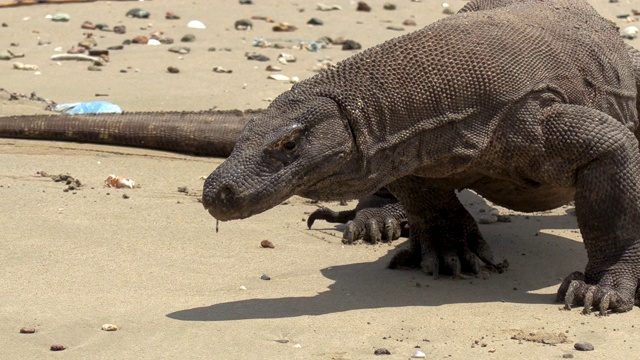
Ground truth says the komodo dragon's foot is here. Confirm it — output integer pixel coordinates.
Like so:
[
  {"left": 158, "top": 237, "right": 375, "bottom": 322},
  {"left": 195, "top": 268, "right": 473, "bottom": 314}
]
[
  {"left": 387, "top": 214, "right": 502, "bottom": 279},
  {"left": 557, "top": 269, "right": 640, "bottom": 315},
  {"left": 307, "top": 189, "right": 408, "bottom": 244}
]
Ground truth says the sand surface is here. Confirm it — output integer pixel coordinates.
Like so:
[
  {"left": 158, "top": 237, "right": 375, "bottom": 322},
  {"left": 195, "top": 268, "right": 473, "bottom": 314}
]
[{"left": 1, "top": 0, "right": 640, "bottom": 359}]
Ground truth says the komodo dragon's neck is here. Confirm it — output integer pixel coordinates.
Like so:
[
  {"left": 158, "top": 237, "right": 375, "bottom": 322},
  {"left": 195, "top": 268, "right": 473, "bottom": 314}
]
[{"left": 0, "top": 110, "right": 262, "bottom": 157}]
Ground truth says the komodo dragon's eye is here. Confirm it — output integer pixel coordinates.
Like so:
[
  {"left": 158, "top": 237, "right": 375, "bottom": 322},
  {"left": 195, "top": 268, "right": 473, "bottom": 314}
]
[{"left": 283, "top": 140, "right": 297, "bottom": 151}]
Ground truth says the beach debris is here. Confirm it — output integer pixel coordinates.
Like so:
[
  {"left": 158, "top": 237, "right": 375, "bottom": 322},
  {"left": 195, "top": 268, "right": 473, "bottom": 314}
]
[
  {"left": 165, "top": 11, "right": 180, "bottom": 20},
  {"left": 307, "top": 17, "right": 323, "bottom": 25},
  {"left": 293, "top": 344, "right": 302, "bottom": 349},
  {"left": 622, "top": 26, "right": 639, "bottom": 39},
  {"left": 246, "top": 52, "right": 270, "bottom": 61},
  {"left": 113, "top": 25, "right": 126, "bottom": 34},
  {"left": 239, "top": 0, "right": 253, "bottom": 4},
  {"left": 383, "top": 3, "right": 396, "bottom": 10},
  {"left": 260, "top": 239, "right": 275, "bottom": 248},
  {"left": 341, "top": 39, "right": 362, "bottom": 50},
  {"left": 50, "top": 13, "right": 70, "bottom": 22},
  {"left": 272, "top": 23, "right": 297, "bottom": 32},
  {"left": 268, "top": 74, "right": 290, "bottom": 81},
  {"left": 278, "top": 52, "right": 296, "bottom": 63},
  {"left": 235, "top": 19, "right": 253, "bottom": 30},
  {"left": 265, "top": 65, "right": 282, "bottom": 71},
  {"left": 104, "top": 175, "right": 135, "bottom": 189},
  {"left": 374, "top": 348, "right": 391, "bottom": 355},
  {"left": 12, "top": 61, "right": 38, "bottom": 70},
  {"left": 239, "top": 285, "right": 247, "bottom": 290},
  {"left": 187, "top": 20, "right": 206, "bottom": 29},
  {"left": 212, "top": 66, "right": 232, "bottom": 73},
  {"left": 167, "top": 66, "right": 179, "bottom": 73},
  {"left": 150, "top": 31, "right": 173, "bottom": 44},
  {"left": 181, "top": 33, "right": 196, "bottom": 42},
  {"left": 126, "top": 8, "right": 150, "bottom": 19},
  {"left": 411, "top": 350, "right": 426, "bottom": 358},
  {"left": 50, "top": 344, "right": 66, "bottom": 351},
  {"left": 55, "top": 101, "right": 121, "bottom": 114},
  {"left": 51, "top": 53, "right": 101, "bottom": 62},
  {"left": 81, "top": 21, "right": 96, "bottom": 30},
  {"left": 147, "top": 39, "right": 161, "bottom": 46},
  {"left": 275, "top": 339, "right": 289, "bottom": 344},
  {"left": 386, "top": 25, "right": 404, "bottom": 31},
  {"left": 403, "top": 19, "right": 417, "bottom": 26},
  {"left": 574, "top": 342, "right": 594, "bottom": 351},
  {"left": 290, "top": 76, "right": 300, "bottom": 84},
  {"left": 357, "top": 1, "right": 371, "bottom": 12},
  {"left": 169, "top": 46, "right": 190, "bottom": 54},
  {"left": 47, "top": 173, "right": 82, "bottom": 192},
  {"left": 317, "top": 3, "right": 341, "bottom": 11},
  {"left": 510, "top": 330, "right": 568, "bottom": 345},
  {"left": 260, "top": 274, "right": 271, "bottom": 280},
  {"left": 78, "top": 33, "right": 97, "bottom": 49},
  {"left": 562, "top": 354, "right": 574, "bottom": 359},
  {"left": 131, "top": 35, "right": 149, "bottom": 44},
  {"left": 87, "top": 65, "right": 101, "bottom": 71},
  {"left": 478, "top": 209, "right": 511, "bottom": 224},
  {"left": 19, "top": 327, "right": 36, "bottom": 334},
  {"left": 101, "top": 324, "right": 119, "bottom": 331}
]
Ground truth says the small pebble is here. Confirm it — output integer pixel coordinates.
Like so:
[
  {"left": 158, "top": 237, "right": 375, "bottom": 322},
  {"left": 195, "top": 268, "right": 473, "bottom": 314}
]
[
  {"left": 307, "top": 18, "right": 323, "bottom": 25},
  {"left": 51, "top": 13, "right": 70, "bottom": 22},
  {"left": 386, "top": 26, "right": 404, "bottom": 31},
  {"left": 19, "top": 327, "right": 36, "bottom": 334},
  {"left": 126, "top": 8, "right": 150, "bottom": 19},
  {"left": 239, "top": 0, "right": 253, "bottom": 4},
  {"left": 113, "top": 25, "right": 126, "bottom": 34},
  {"left": 169, "top": 46, "right": 190, "bottom": 54},
  {"left": 261, "top": 274, "right": 271, "bottom": 280},
  {"left": 81, "top": 21, "right": 96, "bottom": 29},
  {"left": 101, "top": 324, "right": 119, "bottom": 331},
  {"left": 442, "top": 2, "right": 455, "bottom": 15},
  {"left": 181, "top": 34, "right": 196, "bottom": 42},
  {"left": 374, "top": 348, "right": 391, "bottom": 355},
  {"left": 272, "top": 23, "right": 297, "bottom": 32},
  {"left": 87, "top": 65, "right": 102, "bottom": 71},
  {"left": 275, "top": 339, "right": 289, "bottom": 344},
  {"left": 278, "top": 53, "right": 296, "bottom": 63},
  {"left": 411, "top": 350, "right": 426, "bottom": 358},
  {"left": 50, "top": 344, "right": 66, "bottom": 351},
  {"left": 131, "top": 36, "right": 149, "bottom": 44},
  {"left": 260, "top": 239, "right": 275, "bottom": 248},
  {"left": 268, "top": 74, "right": 290, "bottom": 81},
  {"left": 235, "top": 19, "right": 253, "bottom": 30},
  {"left": 166, "top": 11, "right": 180, "bottom": 20},
  {"left": 574, "top": 342, "right": 594, "bottom": 351},
  {"left": 342, "top": 40, "right": 362, "bottom": 50},
  {"left": 403, "top": 19, "right": 417, "bottom": 26},
  {"left": 562, "top": 354, "right": 574, "bottom": 359},
  {"left": 187, "top": 20, "right": 206, "bottom": 29},
  {"left": 246, "top": 53, "right": 270, "bottom": 61},
  {"left": 167, "top": 66, "right": 180, "bottom": 73},
  {"left": 317, "top": 3, "right": 342, "bottom": 11},
  {"left": 383, "top": 3, "right": 396, "bottom": 10},
  {"left": 622, "top": 26, "right": 639, "bottom": 39},
  {"left": 212, "top": 66, "right": 232, "bottom": 73},
  {"left": 357, "top": 1, "right": 372, "bottom": 12}
]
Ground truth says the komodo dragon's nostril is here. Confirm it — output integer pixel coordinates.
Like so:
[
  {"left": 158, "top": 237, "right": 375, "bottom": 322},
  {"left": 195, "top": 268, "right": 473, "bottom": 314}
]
[{"left": 218, "top": 184, "right": 234, "bottom": 201}]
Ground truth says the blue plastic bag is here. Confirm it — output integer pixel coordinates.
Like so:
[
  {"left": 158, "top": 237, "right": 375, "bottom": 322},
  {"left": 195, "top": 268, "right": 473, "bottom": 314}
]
[{"left": 54, "top": 101, "right": 123, "bottom": 115}]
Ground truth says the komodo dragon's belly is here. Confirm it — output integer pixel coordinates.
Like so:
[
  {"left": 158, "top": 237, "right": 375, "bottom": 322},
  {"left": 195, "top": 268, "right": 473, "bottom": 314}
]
[{"left": 446, "top": 172, "right": 576, "bottom": 212}]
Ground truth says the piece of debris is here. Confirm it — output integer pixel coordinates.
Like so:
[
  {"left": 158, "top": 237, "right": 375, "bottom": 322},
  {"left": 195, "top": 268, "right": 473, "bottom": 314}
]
[
  {"left": 260, "top": 239, "right": 275, "bottom": 248},
  {"left": 101, "top": 324, "right": 119, "bottom": 331},
  {"left": 104, "top": 175, "right": 135, "bottom": 189},
  {"left": 574, "top": 342, "right": 594, "bottom": 351}
]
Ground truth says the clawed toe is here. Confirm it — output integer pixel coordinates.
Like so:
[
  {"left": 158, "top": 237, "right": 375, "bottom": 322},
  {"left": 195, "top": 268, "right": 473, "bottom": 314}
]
[{"left": 557, "top": 271, "right": 636, "bottom": 315}]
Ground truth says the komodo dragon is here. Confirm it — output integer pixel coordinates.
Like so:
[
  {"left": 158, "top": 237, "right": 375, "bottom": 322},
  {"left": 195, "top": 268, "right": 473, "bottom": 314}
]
[{"left": 202, "top": 0, "right": 640, "bottom": 315}]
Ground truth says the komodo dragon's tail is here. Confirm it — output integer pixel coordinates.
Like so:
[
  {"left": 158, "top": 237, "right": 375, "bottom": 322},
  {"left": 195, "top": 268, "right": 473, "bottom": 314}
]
[{"left": 0, "top": 110, "right": 261, "bottom": 157}]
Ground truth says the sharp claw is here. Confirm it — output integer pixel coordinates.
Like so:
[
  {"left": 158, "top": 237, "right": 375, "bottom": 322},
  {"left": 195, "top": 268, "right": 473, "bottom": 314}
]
[
  {"left": 342, "top": 221, "right": 360, "bottom": 244},
  {"left": 384, "top": 217, "right": 401, "bottom": 241},
  {"left": 364, "top": 219, "right": 381, "bottom": 244}
]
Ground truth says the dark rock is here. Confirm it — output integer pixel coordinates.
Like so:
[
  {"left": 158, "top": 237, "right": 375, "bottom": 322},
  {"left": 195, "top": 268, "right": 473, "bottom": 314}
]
[
  {"left": 574, "top": 342, "right": 594, "bottom": 351},
  {"left": 342, "top": 40, "right": 362, "bottom": 50},
  {"left": 165, "top": 11, "right": 180, "bottom": 20},
  {"left": 307, "top": 17, "right": 323, "bottom": 25},
  {"left": 374, "top": 348, "right": 391, "bottom": 355},
  {"left": 383, "top": 3, "right": 396, "bottom": 10},
  {"left": 261, "top": 274, "right": 271, "bottom": 280},
  {"left": 169, "top": 46, "right": 191, "bottom": 54},
  {"left": 245, "top": 52, "right": 270, "bottom": 61},
  {"left": 562, "top": 354, "right": 574, "bottom": 359},
  {"left": 131, "top": 36, "right": 149, "bottom": 44},
  {"left": 50, "top": 344, "right": 66, "bottom": 351},
  {"left": 235, "top": 19, "right": 253, "bottom": 30},
  {"left": 357, "top": 1, "right": 371, "bottom": 12},
  {"left": 113, "top": 25, "right": 126, "bottom": 34},
  {"left": 126, "top": 8, "right": 150, "bottom": 19},
  {"left": 239, "top": 0, "right": 253, "bottom": 3},
  {"left": 167, "top": 66, "right": 180, "bottom": 74},
  {"left": 181, "top": 34, "right": 196, "bottom": 42}
]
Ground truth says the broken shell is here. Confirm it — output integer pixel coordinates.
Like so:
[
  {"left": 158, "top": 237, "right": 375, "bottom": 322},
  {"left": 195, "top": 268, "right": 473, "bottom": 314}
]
[
  {"left": 101, "top": 324, "right": 119, "bottom": 331},
  {"left": 104, "top": 175, "right": 135, "bottom": 189},
  {"left": 278, "top": 53, "right": 296, "bottom": 63},
  {"left": 411, "top": 350, "right": 426, "bottom": 358},
  {"left": 316, "top": 3, "right": 342, "bottom": 11},
  {"left": 13, "top": 62, "right": 38, "bottom": 70},
  {"left": 187, "top": 20, "right": 206, "bottom": 29},
  {"left": 622, "top": 26, "right": 639, "bottom": 39}
]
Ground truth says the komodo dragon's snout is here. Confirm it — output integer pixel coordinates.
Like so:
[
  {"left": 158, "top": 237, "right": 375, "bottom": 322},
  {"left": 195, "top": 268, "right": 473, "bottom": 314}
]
[{"left": 202, "top": 96, "right": 356, "bottom": 221}]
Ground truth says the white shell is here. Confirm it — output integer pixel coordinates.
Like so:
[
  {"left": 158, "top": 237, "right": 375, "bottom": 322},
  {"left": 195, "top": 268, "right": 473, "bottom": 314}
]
[
  {"left": 147, "top": 39, "right": 162, "bottom": 46},
  {"left": 622, "top": 26, "right": 639, "bottom": 39},
  {"left": 411, "top": 350, "right": 426, "bottom": 358},
  {"left": 104, "top": 174, "right": 135, "bottom": 189},
  {"left": 101, "top": 324, "right": 119, "bottom": 331},
  {"left": 187, "top": 20, "right": 206, "bottom": 29},
  {"left": 268, "top": 74, "right": 290, "bottom": 81},
  {"left": 239, "top": 285, "right": 247, "bottom": 290}
]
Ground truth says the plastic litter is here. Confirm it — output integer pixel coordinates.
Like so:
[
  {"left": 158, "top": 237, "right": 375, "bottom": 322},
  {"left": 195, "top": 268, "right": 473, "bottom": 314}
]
[{"left": 54, "top": 101, "right": 122, "bottom": 114}]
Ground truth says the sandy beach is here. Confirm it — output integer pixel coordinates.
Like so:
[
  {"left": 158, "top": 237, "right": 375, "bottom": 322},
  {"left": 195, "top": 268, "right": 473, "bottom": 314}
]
[{"left": 2, "top": 1, "right": 640, "bottom": 359}]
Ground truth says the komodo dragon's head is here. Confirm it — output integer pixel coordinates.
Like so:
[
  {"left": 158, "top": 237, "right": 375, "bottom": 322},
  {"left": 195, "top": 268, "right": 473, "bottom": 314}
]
[{"left": 202, "top": 94, "right": 365, "bottom": 221}]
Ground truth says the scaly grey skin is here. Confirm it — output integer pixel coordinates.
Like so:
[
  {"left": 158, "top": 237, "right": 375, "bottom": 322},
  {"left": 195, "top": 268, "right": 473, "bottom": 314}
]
[
  {"left": 0, "top": 110, "right": 259, "bottom": 157},
  {"left": 203, "top": 0, "right": 640, "bottom": 315}
]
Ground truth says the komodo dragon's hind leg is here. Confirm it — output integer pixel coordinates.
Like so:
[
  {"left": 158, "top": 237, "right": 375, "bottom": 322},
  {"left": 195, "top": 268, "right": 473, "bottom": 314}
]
[
  {"left": 384, "top": 176, "right": 497, "bottom": 279},
  {"left": 541, "top": 104, "right": 640, "bottom": 315}
]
